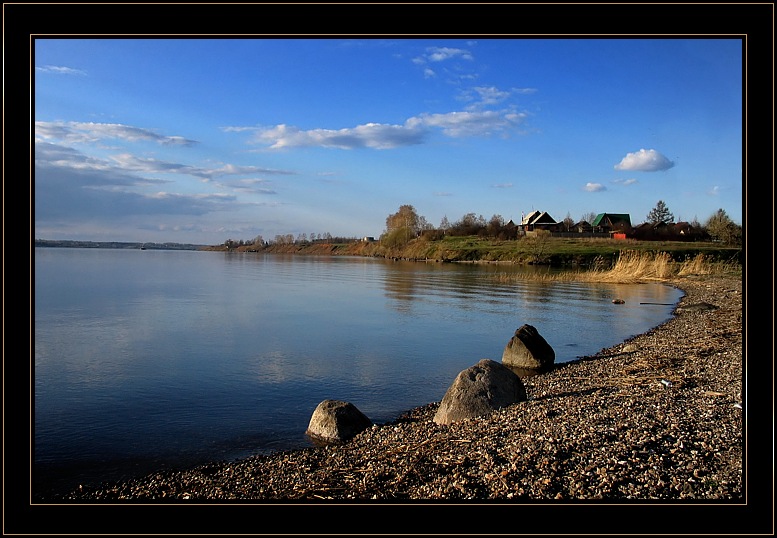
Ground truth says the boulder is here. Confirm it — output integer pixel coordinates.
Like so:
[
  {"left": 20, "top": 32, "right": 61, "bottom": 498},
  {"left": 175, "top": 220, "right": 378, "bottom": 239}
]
[
  {"left": 501, "top": 324, "right": 555, "bottom": 371},
  {"left": 305, "top": 399, "right": 373, "bottom": 445},
  {"left": 433, "top": 359, "right": 527, "bottom": 426}
]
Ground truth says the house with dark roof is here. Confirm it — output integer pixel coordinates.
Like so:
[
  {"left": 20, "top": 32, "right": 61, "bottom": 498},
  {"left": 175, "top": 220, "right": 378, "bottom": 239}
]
[
  {"left": 572, "top": 220, "right": 593, "bottom": 233},
  {"left": 521, "top": 210, "right": 560, "bottom": 232},
  {"left": 631, "top": 220, "right": 709, "bottom": 241},
  {"left": 592, "top": 213, "right": 632, "bottom": 235}
]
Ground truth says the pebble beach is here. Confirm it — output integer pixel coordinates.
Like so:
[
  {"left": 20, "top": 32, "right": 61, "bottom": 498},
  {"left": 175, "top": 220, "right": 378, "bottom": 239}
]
[{"left": 56, "top": 273, "right": 744, "bottom": 504}]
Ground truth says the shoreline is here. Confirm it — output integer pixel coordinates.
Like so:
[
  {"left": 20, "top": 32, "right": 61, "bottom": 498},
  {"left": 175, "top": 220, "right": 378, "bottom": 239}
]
[{"left": 52, "top": 273, "right": 742, "bottom": 502}]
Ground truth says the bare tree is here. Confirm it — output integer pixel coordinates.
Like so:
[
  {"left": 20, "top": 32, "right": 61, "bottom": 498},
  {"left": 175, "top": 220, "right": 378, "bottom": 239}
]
[
  {"left": 563, "top": 212, "right": 574, "bottom": 231},
  {"left": 524, "top": 229, "right": 552, "bottom": 263}
]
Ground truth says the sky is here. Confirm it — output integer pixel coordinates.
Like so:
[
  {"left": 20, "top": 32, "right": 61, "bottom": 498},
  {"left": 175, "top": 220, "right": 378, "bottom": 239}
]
[{"left": 33, "top": 38, "right": 743, "bottom": 245}]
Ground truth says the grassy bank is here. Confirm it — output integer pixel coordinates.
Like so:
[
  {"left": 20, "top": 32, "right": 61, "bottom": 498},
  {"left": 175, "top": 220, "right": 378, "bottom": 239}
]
[{"left": 208, "top": 235, "right": 742, "bottom": 269}]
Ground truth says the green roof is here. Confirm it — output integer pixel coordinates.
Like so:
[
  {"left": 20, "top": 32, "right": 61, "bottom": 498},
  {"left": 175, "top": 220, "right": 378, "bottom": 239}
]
[{"left": 592, "top": 213, "right": 631, "bottom": 226}]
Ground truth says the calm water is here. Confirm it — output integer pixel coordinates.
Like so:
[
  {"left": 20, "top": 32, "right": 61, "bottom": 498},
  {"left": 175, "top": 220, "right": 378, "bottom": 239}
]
[{"left": 33, "top": 247, "right": 682, "bottom": 498}]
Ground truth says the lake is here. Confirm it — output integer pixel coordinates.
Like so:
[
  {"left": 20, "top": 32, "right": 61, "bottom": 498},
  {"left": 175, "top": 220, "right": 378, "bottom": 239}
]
[{"left": 33, "top": 247, "right": 683, "bottom": 498}]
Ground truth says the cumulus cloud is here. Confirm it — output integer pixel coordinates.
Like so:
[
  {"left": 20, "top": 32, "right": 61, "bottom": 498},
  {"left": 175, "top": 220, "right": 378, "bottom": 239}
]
[
  {"left": 35, "top": 121, "right": 198, "bottom": 146},
  {"left": 614, "top": 149, "right": 675, "bottom": 172},
  {"left": 36, "top": 65, "right": 86, "bottom": 76},
  {"left": 584, "top": 182, "right": 606, "bottom": 192}
]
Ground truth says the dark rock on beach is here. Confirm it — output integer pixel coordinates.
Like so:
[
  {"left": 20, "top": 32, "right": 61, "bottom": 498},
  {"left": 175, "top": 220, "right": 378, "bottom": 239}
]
[
  {"left": 305, "top": 399, "right": 373, "bottom": 444},
  {"left": 501, "top": 323, "right": 555, "bottom": 371},
  {"left": 433, "top": 359, "right": 527, "bottom": 426}
]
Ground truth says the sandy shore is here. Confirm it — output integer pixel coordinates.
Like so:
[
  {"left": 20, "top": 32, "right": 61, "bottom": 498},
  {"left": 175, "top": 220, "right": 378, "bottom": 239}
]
[{"left": 54, "top": 273, "right": 744, "bottom": 506}]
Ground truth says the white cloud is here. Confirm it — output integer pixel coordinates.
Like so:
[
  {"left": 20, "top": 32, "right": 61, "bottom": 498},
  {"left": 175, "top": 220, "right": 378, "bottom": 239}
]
[
  {"left": 412, "top": 46, "right": 474, "bottom": 65},
  {"left": 410, "top": 110, "right": 526, "bottom": 138},
  {"left": 244, "top": 107, "right": 527, "bottom": 150},
  {"left": 584, "top": 182, "right": 606, "bottom": 192},
  {"left": 251, "top": 123, "right": 426, "bottom": 150},
  {"left": 491, "top": 183, "right": 513, "bottom": 189},
  {"left": 473, "top": 86, "right": 511, "bottom": 106},
  {"left": 426, "top": 46, "right": 473, "bottom": 62},
  {"left": 36, "top": 65, "right": 86, "bottom": 76},
  {"left": 35, "top": 140, "right": 294, "bottom": 186},
  {"left": 423, "top": 68, "right": 436, "bottom": 79},
  {"left": 612, "top": 178, "right": 638, "bottom": 186},
  {"left": 244, "top": 105, "right": 526, "bottom": 149},
  {"left": 708, "top": 185, "right": 721, "bottom": 196},
  {"left": 35, "top": 121, "right": 197, "bottom": 146},
  {"left": 614, "top": 149, "right": 675, "bottom": 172}
]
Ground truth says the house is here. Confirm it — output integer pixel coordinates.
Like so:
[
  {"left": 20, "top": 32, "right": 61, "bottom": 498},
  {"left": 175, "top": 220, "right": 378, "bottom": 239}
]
[
  {"left": 631, "top": 221, "right": 709, "bottom": 241},
  {"left": 572, "top": 220, "right": 593, "bottom": 233},
  {"left": 521, "top": 210, "right": 559, "bottom": 232},
  {"left": 591, "top": 213, "right": 632, "bottom": 235}
]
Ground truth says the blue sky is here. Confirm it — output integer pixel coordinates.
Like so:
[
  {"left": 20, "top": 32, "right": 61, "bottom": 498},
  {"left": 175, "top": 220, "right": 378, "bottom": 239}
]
[{"left": 34, "top": 38, "right": 743, "bottom": 245}]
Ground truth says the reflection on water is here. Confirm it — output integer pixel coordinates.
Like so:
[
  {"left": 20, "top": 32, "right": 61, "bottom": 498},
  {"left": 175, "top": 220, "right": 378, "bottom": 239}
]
[{"left": 33, "top": 249, "right": 682, "bottom": 497}]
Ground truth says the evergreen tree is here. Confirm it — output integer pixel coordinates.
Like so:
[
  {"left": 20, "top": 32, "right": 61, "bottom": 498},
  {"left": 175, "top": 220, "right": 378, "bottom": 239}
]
[{"left": 646, "top": 200, "right": 675, "bottom": 224}]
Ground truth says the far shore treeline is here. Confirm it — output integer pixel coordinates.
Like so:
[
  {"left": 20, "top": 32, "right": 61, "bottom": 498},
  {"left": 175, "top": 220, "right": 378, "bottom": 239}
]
[
  {"left": 35, "top": 201, "right": 742, "bottom": 268},
  {"left": 203, "top": 202, "right": 743, "bottom": 268},
  {"left": 34, "top": 239, "right": 207, "bottom": 251}
]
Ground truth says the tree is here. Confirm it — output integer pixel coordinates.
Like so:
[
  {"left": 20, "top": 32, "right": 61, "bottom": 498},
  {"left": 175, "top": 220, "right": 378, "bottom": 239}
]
[
  {"left": 383, "top": 204, "right": 425, "bottom": 247},
  {"left": 485, "top": 214, "right": 505, "bottom": 238},
  {"left": 385, "top": 204, "right": 421, "bottom": 235},
  {"left": 581, "top": 212, "right": 597, "bottom": 225},
  {"left": 439, "top": 215, "right": 451, "bottom": 233},
  {"left": 523, "top": 229, "right": 552, "bottom": 263},
  {"left": 562, "top": 212, "right": 574, "bottom": 231},
  {"left": 705, "top": 208, "right": 742, "bottom": 246},
  {"left": 646, "top": 200, "right": 675, "bottom": 225}
]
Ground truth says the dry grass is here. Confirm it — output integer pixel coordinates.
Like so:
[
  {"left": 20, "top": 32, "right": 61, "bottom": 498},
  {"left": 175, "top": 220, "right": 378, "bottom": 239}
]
[{"left": 493, "top": 251, "right": 741, "bottom": 284}]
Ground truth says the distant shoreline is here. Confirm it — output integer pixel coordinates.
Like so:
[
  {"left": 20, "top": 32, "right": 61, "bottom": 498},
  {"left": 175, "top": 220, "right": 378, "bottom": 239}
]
[{"left": 34, "top": 239, "right": 208, "bottom": 251}]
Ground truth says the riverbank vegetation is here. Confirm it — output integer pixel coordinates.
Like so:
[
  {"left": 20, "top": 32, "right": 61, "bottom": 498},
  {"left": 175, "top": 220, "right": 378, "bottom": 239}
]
[
  {"left": 207, "top": 233, "right": 741, "bottom": 270},
  {"left": 490, "top": 250, "right": 742, "bottom": 285}
]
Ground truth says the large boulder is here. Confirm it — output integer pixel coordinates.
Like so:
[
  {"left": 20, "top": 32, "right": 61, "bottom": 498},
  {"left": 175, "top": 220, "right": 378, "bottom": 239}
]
[
  {"left": 306, "top": 399, "right": 373, "bottom": 445},
  {"left": 501, "top": 324, "right": 555, "bottom": 372},
  {"left": 433, "top": 359, "right": 527, "bottom": 426}
]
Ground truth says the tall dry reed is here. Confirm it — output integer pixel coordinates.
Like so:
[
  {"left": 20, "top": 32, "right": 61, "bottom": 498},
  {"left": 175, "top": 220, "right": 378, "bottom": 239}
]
[{"left": 492, "top": 251, "right": 740, "bottom": 284}]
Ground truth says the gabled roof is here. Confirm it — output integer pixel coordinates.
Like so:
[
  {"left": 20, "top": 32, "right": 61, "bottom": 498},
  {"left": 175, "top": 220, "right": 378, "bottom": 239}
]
[
  {"left": 521, "top": 210, "right": 541, "bottom": 226},
  {"left": 592, "top": 213, "right": 631, "bottom": 227},
  {"left": 522, "top": 210, "right": 557, "bottom": 225}
]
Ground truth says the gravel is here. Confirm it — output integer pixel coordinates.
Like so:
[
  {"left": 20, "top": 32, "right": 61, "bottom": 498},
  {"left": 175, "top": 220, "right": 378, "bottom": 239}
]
[{"left": 57, "top": 274, "right": 743, "bottom": 502}]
